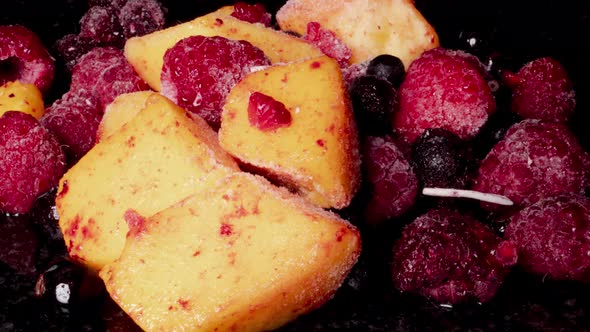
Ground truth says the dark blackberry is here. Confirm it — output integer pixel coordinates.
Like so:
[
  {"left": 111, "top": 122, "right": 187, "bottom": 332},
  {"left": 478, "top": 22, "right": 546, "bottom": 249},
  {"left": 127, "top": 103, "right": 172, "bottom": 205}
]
[
  {"left": 366, "top": 54, "right": 405, "bottom": 87},
  {"left": 411, "top": 128, "right": 471, "bottom": 188},
  {"left": 349, "top": 75, "right": 397, "bottom": 136}
]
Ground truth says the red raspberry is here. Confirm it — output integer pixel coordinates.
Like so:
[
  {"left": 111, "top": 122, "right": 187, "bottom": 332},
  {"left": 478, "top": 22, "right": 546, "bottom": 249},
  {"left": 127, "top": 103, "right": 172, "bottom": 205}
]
[
  {"left": 473, "top": 119, "right": 590, "bottom": 210},
  {"left": 0, "top": 111, "right": 66, "bottom": 214},
  {"left": 391, "top": 208, "right": 516, "bottom": 304},
  {"left": 71, "top": 47, "right": 148, "bottom": 107},
  {"left": 161, "top": 35, "right": 270, "bottom": 130},
  {"left": 362, "top": 136, "right": 418, "bottom": 224},
  {"left": 505, "top": 194, "right": 590, "bottom": 282},
  {"left": 53, "top": 34, "right": 97, "bottom": 72},
  {"left": 0, "top": 25, "right": 55, "bottom": 94},
  {"left": 304, "top": 22, "right": 352, "bottom": 67},
  {"left": 248, "top": 92, "right": 292, "bottom": 131},
  {"left": 79, "top": 6, "right": 124, "bottom": 47},
  {"left": 393, "top": 48, "right": 495, "bottom": 143},
  {"left": 118, "top": 0, "right": 167, "bottom": 39},
  {"left": 41, "top": 89, "right": 103, "bottom": 160},
  {"left": 505, "top": 57, "right": 576, "bottom": 122},
  {"left": 231, "top": 2, "right": 272, "bottom": 27}
]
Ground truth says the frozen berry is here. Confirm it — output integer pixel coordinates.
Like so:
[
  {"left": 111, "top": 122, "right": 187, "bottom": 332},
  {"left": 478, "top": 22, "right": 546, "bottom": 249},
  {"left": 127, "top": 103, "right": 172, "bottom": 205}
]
[
  {"left": 248, "top": 92, "right": 292, "bottom": 131},
  {"left": 0, "top": 25, "right": 55, "bottom": 94},
  {"left": 0, "top": 214, "right": 38, "bottom": 274},
  {"left": 304, "top": 22, "right": 351, "bottom": 67},
  {"left": 0, "top": 111, "right": 66, "bottom": 214},
  {"left": 362, "top": 136, "right": 418, "bottom": 224},
  {"left": 412, "top": 128, "right": 471, "bottom": 188},
  {"left": 473, "top": 119, "right": 590, "bottom": 210},
  {"left": 53, "top": 34, "right": 97, "bottom": 72},
  {"left": 88, "top": 0, "right": 128, "bottom": 9},
  {"left": 161, "top": 35, "right": 270, "bottom": 130},
  {"left": 342, "top": 61, "right": 368, "bottom": 88},
  {"left": 505, "top": 194, "right": 590, "bottom": 282},
  {"left": 71, "top": 46, "right": 148, "bottom": 107},
  {"left": 391, "top": 208, "right": 516, "bottom": 304},
  {"left": 41, "top": 89, "right": 103, "bottom": 160},
  {"left": 350, "top": 76, "right": 397, "bottom": 136},
  {"left": 231, "top": 2, "right": 272, "bottom": 27},
  {"left": 366, "top": 54, "right": 405, "bottom": 88},
  {"left": 118, "top": 0, "right": 166, "bottom": 39},
  {"left": 35, "top": 259, "right": 103, "bottom": 306},
  {"left": 505, "top": 57, "right": 575, "bottom": 122},
  {"left": 79, "top": 6, "right": 124, "bottom": 47},
  {"left": 393, "top": 48, "right": 495, "bottom": 143}
]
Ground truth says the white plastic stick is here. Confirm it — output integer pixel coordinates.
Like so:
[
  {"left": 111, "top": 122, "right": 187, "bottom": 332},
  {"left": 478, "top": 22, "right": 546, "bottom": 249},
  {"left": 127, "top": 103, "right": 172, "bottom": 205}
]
[{"left": 422, "top": 187, "right": 514, "bottom": 206}]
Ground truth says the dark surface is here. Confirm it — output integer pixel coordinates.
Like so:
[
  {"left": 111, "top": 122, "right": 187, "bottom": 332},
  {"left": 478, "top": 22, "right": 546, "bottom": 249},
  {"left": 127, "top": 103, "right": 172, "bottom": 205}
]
[{"left": 2, "top": 0, "right": 590, "bottom": 331}]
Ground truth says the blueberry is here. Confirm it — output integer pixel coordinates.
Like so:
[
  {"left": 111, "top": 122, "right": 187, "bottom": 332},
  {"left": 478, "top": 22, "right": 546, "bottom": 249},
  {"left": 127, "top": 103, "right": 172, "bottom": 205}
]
[
  {"left": 349, "top": 75, "right": 397, "bottom": 136},
  {"left": 411, "top": 128, "right": 471, "bottom": 188},
  {"left": 366, "top": 54, "right": 405, "bottom": 87}
]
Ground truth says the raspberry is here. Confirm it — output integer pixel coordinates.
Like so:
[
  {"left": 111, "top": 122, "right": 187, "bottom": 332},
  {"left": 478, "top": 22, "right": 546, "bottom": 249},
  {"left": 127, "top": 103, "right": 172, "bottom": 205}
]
[
  {"left": 231, "top": 2, "right": 272, "bottom": 27},
  {"left": 88, "top": 0, "right": 128, "bottom": 9},
  {"left": 71, "top": 47, "right": 148, "bottom": 107},
  {"left": 41, "top": 89, "right": 103, "bottom": 160},
  {"left": 473, "top": 119, "right": 590, "bottom": 210},
  {"left": 392, "top": 48, "right": 496, "bottom": 143},
  {"left": 161, "top": 35, "right": 270, "bottom": 130},
  {"left": 79, "top": 6, "right": 124, "bottom": 47},
  {"left": 0, "top": 25, "right": 55, "bottom": 94},
  {"left": 362, "top": 136, "right": 418, "bottom": 224},
  {"left": 118, "top": 0, "right": 167, "bottom": 39},
  {"left": 304, "top": 22, "right": 352, "bottom": 67},
  {"left": 0, "top": 111, "right": 66, "bottom": 214},
  {"left": 391, "top": 208, "right": 516, "bottom": 304},
  {"left": 248, "top": 92, "right": 292, "bottom": 131},
  {"left": 53, "top": 34, "right": 97, "bottom": 72},
  {"left": 505, "top": 194, "right": 590, "bottom": 282},
  {"left": 505, "top": 57, "right": 576, "bottom": 122}
]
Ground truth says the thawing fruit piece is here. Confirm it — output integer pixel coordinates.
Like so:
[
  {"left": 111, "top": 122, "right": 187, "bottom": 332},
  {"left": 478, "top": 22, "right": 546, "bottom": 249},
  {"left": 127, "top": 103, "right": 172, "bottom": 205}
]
[
  {"left": 0, "top": 80, "right": 44, "bottom": 119},
  {"left": 101, "top": 172, "right": 360, "bottom": 332},
  {"left": 96, "top": 90, "right": 156, "bottom": 142},
  {"left": 125, "top": 6, "right": 323, "bottom": 91},
  {"left": 276, "top": 0, "right": 439, "bottom": 67},
  {"left": 57, "top": 94, "right": 239, "bottom": 271},
  {"left": 219, "top": 56, "right": 360, "bottom": 209}
]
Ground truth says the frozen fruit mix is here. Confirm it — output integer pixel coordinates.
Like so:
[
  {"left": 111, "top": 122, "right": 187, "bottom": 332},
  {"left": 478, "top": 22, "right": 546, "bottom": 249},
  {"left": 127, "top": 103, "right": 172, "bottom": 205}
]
[
  {"left": 1, "top": 0, "right": 590, "bottom": 330},
  {"left": 161, "top": 35, "right": 271, "bottom": 130}
]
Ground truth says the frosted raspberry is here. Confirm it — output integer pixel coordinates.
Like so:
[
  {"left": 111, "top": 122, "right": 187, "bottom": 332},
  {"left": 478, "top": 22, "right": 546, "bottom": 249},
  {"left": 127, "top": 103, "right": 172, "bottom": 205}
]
[
  {"left": 393, "top": 48, "right": 495, "bottom": 143},
  {"left": 505, "top": 194, "right": 590, "bottom": 282},
  {"left": 0, "top": 25, "right": 55, "bottom": 94},
  {"left": 71, "top": 47, "right": 148, "bottom": 107},
  {"left": 41, "top": 89, "right": 103, "bottom": 160},
  {"left": 231, "top": 2, "right": 272, "bottom": 27},
  {"left": 118, "top": 0, "right": 166, "bottom": 39},
  {"left": 505, "top": 57, "right": 576, "bottom": 122},
  {"left": 248, "top": 92, "right": 292, "bottom": 131},
  {"left": 473, "top": 119, "right": 590, "bottom": 210},
  {"left": 391, "top": 208, "right": 516, "bottom": 304},
  {"left": 0, "top": 111, "right": 66, "bottom": 214},
  {"left": 53, "top": 34, "right": 97, "bottom": 72},
  {"left": 88, "top": 0, "right": 128, "bottom": 9},
  {"left": 79, "top": 6, "right": 124, "bottom": 47},
  {"left": 161, "top": 35, "right": 270, "bottom": 130},
  {"left": 362, "top": 136, "right": 418, "bottom": 224},
  {"left": 304, "top": 22, "right": 351, "bottom": 67}
]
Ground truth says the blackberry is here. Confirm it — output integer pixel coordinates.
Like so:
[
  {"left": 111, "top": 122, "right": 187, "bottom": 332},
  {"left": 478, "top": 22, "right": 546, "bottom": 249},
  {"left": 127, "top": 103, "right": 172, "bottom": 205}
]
[{"left": 349, "top": 75, "right": 397, "bottom": 136}]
